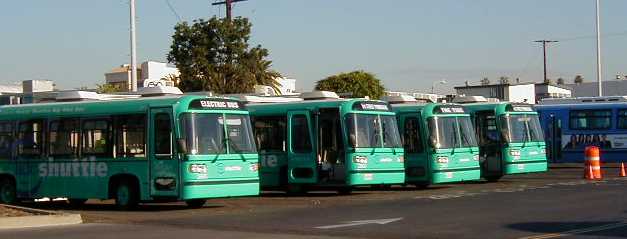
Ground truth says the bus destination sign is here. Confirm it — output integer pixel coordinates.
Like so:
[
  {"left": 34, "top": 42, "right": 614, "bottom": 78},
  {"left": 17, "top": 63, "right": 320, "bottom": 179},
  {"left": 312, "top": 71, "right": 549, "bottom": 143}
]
[
  {"left": 189, "top": 99, "right": 244, "bottom": 110},
  {"left": 436, "top": 106, "right": 465, "bottom": 114},
  {"left": 353, "top": 102, "right": 390, "bottom": 111},
  {"left": 511, "top": 105, "right": 534, "bottom": 112}
]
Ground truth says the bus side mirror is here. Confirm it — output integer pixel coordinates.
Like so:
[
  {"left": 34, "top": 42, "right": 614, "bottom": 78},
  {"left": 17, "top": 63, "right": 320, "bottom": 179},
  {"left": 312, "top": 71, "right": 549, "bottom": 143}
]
[{"left": 176, "top": 138, "right": 188, "bottom": 154}]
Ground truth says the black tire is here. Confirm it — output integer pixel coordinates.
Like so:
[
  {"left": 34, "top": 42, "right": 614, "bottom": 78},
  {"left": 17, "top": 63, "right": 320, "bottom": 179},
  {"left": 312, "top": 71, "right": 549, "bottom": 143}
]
[
  {"left": 0, "top": 178, "right": 17, "bottom": 204},
  {"left": 413, "top": 182, "right": 430, "bottom": 189},
  {"left": 485, "top": 175, "right": 503, "bottom": 182},
  {"left": 115, "top": 180, "right": 139, "bottom": 210},
  {"left": 185, "top": 199, "right": 206, "bottom": 208},
  {"left": 337, "top": 187, "right": 353, "bottom": 195},
  {"left": 68, "top": 199, "right": 88, "bottom": 207}
]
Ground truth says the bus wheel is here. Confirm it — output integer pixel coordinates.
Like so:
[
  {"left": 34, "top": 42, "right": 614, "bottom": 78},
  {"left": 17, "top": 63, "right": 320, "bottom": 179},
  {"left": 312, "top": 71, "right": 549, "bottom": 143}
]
[
  {"left": 68, "top": 199, "right": 88, "bottom": 207},
  {"left": 337, "top": 187, "right": 353, "bottom": 195},
  {"left": 115, "top": 180, "right": 138, "bottom": 210},
  {"left": 185, "top": 199, "right": 206, "bottom": 209},
  {"left": 0, "top": 178, "right": 17, "bottom": 204},
  {"left": 413, "top": 182, "right": 430, "bottom": 189},
  {"left": 485, "top": 176, "right": 503, "bottom": 182}
]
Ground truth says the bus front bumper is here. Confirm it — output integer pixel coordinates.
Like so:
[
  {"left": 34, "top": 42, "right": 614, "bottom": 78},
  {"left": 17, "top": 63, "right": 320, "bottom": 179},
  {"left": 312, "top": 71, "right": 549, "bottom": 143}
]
[
  {"left": 347, "top": 169, "right": 405, "bottom": 186},
  {"left": 504, "top": 161, "right": 548, "bottom": 174},
  {"left": 181, "top": 178, "right": 260, "bottom": 200},
  {"left": 431, "top": 168, "right": 482, "bottom": 184}
]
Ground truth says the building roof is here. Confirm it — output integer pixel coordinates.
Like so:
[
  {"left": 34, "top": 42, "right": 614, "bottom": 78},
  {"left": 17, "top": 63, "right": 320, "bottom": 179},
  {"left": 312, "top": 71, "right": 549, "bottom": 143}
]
[
  {"left": 565, "top": 79, "right": 627, "bottom": 97},
  {"left": 454, "top": 82, "right": 535, "bottom": 89}
]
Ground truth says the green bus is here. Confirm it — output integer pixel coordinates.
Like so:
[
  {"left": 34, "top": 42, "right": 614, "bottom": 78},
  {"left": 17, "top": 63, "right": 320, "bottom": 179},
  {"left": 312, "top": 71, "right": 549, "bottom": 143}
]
[
  {"left": 385, "top": 96, "right": 481, "bottom": 187},
  {"left": 0, "top": 92, "right": 259, "bottom": 209},
  {"left": 245, "top": 92, "right": 405, "bottom": 194},
  {"left": 462, "top": 102, "right": 548, "bottom": 181}
]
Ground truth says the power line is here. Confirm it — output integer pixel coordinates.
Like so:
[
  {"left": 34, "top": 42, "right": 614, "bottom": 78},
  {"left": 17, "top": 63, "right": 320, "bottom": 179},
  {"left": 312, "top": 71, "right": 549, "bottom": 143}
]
[
  {"left": 534, "top": 40, "right": 558, "bottom": 83},
  {"left": 165, "top": 0, "right": 183, "bottom": 22}
]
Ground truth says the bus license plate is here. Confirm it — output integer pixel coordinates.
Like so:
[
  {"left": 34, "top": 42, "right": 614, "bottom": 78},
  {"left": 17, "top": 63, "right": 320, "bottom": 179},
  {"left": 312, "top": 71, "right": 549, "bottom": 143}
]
[{"left": 446, "top": 172, "right": 453, "bottom": 178}]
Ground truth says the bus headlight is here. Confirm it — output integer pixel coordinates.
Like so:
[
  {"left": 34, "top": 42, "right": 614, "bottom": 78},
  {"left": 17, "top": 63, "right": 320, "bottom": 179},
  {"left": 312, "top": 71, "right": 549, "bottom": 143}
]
[
  {"left": 509, "top": 150, "right": 521, "bottom": 157},
  {"left": 353, "top": 156, "right": 368, "bottom": 164},
  {"left": 540, "top": 148, "right": 546, "bottom": 154},
  {"left": 189, "top": 164, "right": 208, "bottom": 174},
  {"left": 436, "top": 156, "right": 449, "bottom": 164},
  {"left": 398, "top": 156, "right": 404, "bottom": 163},
  {"left": 473, "top": 155, "right": 480, "bottom": 161}
]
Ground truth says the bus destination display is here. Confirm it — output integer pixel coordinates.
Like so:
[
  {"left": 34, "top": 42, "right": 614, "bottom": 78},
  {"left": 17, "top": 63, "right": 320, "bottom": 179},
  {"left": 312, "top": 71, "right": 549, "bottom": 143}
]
[
  {"left": 189, "top": 99, "right": 244, "bottom": 110},
  {"left": 353, "top": 102, "right": 390, "bottom": 111}
]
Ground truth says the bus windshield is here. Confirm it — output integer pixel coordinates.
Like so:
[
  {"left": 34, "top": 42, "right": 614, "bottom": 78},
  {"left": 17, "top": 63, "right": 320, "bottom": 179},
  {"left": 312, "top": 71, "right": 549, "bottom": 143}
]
[
  {"left": 180, "top": 113, "right": 256, "bottom": 154},
  {"left": 428, "top": 116, "right": 478, "bottom": 149},
  {"left": 346, "top": 114, "right": 402, "bottom": 148},
  {"left": 502, "top": 114, "right": 544, "bottom": 143}
]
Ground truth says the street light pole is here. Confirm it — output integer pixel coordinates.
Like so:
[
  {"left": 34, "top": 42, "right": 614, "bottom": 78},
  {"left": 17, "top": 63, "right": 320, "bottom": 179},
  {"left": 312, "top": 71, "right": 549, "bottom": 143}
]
[
  {"left": 130, "top": 0, "right": 138, "bottom": 92},
  {"left": 596, "top": 0, "right": 603, "bottom": 96}
]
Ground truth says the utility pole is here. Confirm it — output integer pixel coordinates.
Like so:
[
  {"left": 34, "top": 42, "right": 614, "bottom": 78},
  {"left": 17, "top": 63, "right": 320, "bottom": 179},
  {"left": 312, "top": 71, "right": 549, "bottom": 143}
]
[
  {"left": 212, "top": 0, "right": 248, "bottom": 21},
  {"left": 130, "top": 0, "right": 138, "bottom": 92},
  {"left": 534, "top": 40, "right": 558, "bottom": 84},
  {"left": 595, "top": 0, "right": 603, "bottom": 96}
]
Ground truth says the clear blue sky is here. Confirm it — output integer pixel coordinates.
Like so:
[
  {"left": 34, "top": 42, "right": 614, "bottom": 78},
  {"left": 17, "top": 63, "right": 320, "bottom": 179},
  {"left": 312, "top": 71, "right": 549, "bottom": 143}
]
[{"left": 1, "top": 0, "right": 626, "bottom": 93}]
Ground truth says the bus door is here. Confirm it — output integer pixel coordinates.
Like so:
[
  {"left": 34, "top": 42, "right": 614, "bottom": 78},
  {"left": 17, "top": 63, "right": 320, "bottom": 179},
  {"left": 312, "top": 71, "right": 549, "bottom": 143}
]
[
  {"left": 475, "top": 111, "right": 502, "bottom": 175},
  {"left": 548, "top": 114, "right": 562, "bottom": 163},
  {"left": 287, "top": 111, "right": 317, "bottom": 184},
  {"left": 399, "top": 113, "right": 429, "bottom": 182},
  {"left": 149, "top": 108, "right": 180, "bottom": 198}
]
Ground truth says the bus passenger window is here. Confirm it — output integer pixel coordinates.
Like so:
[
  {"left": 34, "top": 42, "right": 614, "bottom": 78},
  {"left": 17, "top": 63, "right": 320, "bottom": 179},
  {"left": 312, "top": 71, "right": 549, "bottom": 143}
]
[
  {"left": 18, "top": 120, "right": 44, "bottom": 158},
  {"left": 115, "top": 115, "right": 146, "bottom": 158},
  {"left": 82, "top": 119, "right": 112, "bottom": 157},
  {"left": 154, "top": 113, "right": 172, "bottom": 156},
  {"left": 292, "top": 115, "right": 312, "bottom": 153},
  {"left": 0, "top": 122, "right": 13, "bottom": 159},
  {"left": 253, "top": 116, "right": 287, "bottom": 152},
  {"left": 49, "top": 119, "right": 80, "bottom": 158},
  {"left": 403, "top": 117, "right": 423, "bottom": 153}
]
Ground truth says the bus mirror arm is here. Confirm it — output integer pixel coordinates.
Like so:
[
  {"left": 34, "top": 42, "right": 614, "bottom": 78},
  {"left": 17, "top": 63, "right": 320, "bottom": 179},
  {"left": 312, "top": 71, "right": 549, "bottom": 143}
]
[{"left": 176, "top": 138, "right": 188, "bottom": 155}]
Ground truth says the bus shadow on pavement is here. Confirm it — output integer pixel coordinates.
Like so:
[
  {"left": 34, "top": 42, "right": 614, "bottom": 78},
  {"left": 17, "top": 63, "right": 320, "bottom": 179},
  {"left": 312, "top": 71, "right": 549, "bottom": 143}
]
[
  {"left": 508, "top": 221, "right": 627, "bottom": 238},
  {"left": 355, "top": 185, "right": 451, "bottom": 192},
  {"left": 260, "top": 191, "right": 369, "bottom": 198},
  {"left": 18, "top": 201, "right": 224, "bottom": 212}
]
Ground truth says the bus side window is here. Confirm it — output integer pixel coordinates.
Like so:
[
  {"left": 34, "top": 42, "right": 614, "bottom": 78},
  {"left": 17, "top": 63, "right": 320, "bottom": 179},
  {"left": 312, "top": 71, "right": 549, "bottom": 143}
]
[
  {"left": 49, "top": 119, "right": 80, "bottom": 159},
  {"left": 82, "top": 119, "right": 112, "bottom": 158},
  {"left": 403, "top": 117, "right": 423, "bottom": 153},
  {"left": 17, "top": 120, "right": 44, "bottom": 159},
  {"left": 115, "top": 114, "right": 146, "bottom": 158},
  {"left": 253, "top": 116, "right": 287, "bottom": 153},
  {"left": 0, "top": 122, "right": 13, "bottom": 159},
  {"left": 154, "top": 113, "right": 173, "bottom": 156}
]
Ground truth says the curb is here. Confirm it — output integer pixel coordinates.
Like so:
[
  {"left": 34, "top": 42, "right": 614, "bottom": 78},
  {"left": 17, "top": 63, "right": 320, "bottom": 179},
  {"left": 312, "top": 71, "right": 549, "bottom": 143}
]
[{"left": 0, "top": 204, "right": 83, "bottom": 229}]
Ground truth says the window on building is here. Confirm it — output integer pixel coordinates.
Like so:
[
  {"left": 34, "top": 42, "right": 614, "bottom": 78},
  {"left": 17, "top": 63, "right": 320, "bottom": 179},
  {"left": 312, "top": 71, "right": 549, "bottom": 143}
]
[
  {"left": 49, "top": 119, "right": 80, "bottom": 158},
  {"left": 569, "top": 110, "right": 612, "bottom": 130},
  {"left": 0, "top": 122, "right": 13, "bottom": 159},
  {"left": 18, "top": 120, "right": 44, "bottom": 158},
  {"left": 403, "top": 117, "right": 424, "bottom": 153},
  {"left": 82, "top": 119, "right": 112, "bottom": 157},
  {"left": 115, "top": 115, "right": 146, "bottom": 158},
  {"left": 253, "top": 116, "right": 287, "bottom": 152}
]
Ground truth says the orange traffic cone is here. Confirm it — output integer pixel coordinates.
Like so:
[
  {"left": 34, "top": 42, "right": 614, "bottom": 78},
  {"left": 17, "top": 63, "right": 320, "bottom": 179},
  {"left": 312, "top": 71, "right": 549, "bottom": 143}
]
[
  {"left": 620, "top": 163, "right": 626, "bottom": 177},
  {"left": 585, "top": 164, "right": 595, "bottom": 180}
]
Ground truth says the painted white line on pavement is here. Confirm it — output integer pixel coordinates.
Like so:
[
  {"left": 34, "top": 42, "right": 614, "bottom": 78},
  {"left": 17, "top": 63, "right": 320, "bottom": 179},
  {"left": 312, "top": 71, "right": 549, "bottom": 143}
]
[
  {"left": 518, "top": 221, "right": 627, "bottom": 239},
  {"left": 315, "top": 217, "right": 403, "bottom": 229}
]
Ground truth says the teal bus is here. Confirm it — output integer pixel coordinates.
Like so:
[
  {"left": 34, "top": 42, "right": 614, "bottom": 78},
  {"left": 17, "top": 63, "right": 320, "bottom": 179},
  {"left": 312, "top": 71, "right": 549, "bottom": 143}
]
[
  {"left": 385, "top": 96, "right": 481, "bottom": 187},
  {"left": 462, "top": 102, "right": 548, "bottom": 181},
  {"left": 245, "top": 92, "right": 405, "bottom": 194},
  {"left": 0, "top": 91, "right": 259, "bottom": 209}
]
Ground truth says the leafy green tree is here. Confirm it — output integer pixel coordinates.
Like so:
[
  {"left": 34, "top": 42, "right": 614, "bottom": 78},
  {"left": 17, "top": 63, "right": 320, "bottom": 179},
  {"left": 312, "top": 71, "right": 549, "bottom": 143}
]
[
  {"left": 480, "top": 77, "right": 490, "bottom": 85},
  {"left": 315, "top": 71, "right": 385, "bottom": 99},
  {"left": 167, "top": 17, "right": 280, "bottom": 93},
  {"left": 96, "top": 84, "right": 123, "bottom": 93},
  {"left": 499, "top": 76, "right": 510, "bottom": 84},
  {"left": 556, "top": 78, "right": 565, "bottom": 85}
]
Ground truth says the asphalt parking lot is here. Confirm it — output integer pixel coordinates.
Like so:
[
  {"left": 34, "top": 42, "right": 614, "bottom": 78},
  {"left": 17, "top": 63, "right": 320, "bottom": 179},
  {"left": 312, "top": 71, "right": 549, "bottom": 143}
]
[{"left": 2, "top": 167, "right": 626, "bottom": 239}]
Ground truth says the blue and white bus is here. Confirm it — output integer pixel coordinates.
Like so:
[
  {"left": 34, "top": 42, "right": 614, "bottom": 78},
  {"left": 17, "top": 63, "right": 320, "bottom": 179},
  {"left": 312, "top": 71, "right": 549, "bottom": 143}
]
[{"left": 536, "top": 96, "right": 627, "bottom": 163}]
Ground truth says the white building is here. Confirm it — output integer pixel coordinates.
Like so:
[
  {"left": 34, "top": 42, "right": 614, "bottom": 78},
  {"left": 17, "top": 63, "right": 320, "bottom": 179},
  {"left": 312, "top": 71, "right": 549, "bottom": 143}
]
[
  {"left": 454, "top": 82, "right": 572, "bottom": 104},
  {"left": 105, "top": 61, "right": 179, "bottom": 91},
  {"left": 254, "top": 77, "right": 298, "bottom": 96}
]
